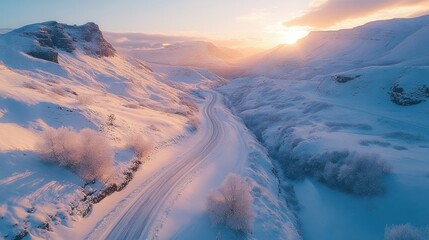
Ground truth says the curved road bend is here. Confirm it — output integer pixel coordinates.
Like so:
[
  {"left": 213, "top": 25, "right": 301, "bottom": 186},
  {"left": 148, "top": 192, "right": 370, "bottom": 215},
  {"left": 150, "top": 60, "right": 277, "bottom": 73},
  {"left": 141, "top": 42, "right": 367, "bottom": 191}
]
[{"left": 86, "top": 91, "right": 224, "bottom": 240}]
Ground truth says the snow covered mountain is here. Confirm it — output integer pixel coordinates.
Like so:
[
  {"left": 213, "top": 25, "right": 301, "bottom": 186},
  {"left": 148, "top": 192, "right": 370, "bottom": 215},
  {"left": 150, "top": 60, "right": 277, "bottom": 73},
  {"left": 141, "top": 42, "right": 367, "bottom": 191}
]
[
  {"left": 128, "top": 40, "right": 241, "bottom": 67},
  {"left": 3, "top": 14, "right": 428, "bottom": 240},
  {"left": 1, "top": 21, "right": 116, "bottom": 64},
  {"left": 221, "top": 15, "right": 429, "bottom": 240},
  {"left": 0, "top": 21, "right": 299, "bottom": 240},
  {"left": 0, "top": 21, "right": 224, "bottom": 239},
  {"left": 0, "top": 28, "right": 12, "bottom": 34},
  {"left": 244, "top": 14, "right": 429, "bottom": 79},
  {"left": 106, "top": 32, "right": 244, "bottom": 76}
]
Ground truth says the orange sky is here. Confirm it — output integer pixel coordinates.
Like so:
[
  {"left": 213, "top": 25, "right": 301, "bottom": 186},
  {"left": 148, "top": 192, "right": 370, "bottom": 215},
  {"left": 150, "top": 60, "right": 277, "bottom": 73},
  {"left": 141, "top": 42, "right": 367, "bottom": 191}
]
[
  {"left": 271, "top": 0, "right": 429, "bottom": 47},
  {"left": 1, "top": 0, "right": 429, "bottom": 49}
]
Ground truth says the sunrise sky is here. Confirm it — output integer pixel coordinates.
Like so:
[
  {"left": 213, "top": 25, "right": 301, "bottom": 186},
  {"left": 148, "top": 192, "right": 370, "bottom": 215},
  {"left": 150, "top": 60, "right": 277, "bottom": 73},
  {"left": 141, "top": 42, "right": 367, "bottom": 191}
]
[{"left": 1, "top": 0, "right": 429, "bottom": 48}]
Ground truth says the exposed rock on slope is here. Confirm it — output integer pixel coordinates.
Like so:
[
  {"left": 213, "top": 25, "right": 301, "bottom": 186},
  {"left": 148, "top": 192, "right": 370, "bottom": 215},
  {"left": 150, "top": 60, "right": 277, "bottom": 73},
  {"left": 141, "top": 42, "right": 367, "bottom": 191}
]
[
  {"left": 390, "top": 83, "right": 429, "bottom": 106},
  {"left": 0, "top": 21, "right": 115, "bottom": 63}
]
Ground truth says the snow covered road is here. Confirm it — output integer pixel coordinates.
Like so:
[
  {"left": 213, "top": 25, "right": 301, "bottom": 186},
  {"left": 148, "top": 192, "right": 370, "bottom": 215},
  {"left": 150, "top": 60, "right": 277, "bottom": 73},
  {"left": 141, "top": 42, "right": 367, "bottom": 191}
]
[
  {"left": 57, "top": 88, "right": 298, "bottom": 240},
  {"left": 105, "top": 91, "right": 222, "bottom": 239},
  {"left": 85, "top": 91, "right": 226, "bottom": 240}
]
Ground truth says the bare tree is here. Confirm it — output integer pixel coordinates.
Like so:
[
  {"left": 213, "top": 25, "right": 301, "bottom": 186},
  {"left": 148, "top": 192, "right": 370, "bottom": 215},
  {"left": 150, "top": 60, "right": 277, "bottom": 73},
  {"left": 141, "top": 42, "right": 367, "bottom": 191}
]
[{"left": 126, "top": 134, "right": 152, "bottom": 159}]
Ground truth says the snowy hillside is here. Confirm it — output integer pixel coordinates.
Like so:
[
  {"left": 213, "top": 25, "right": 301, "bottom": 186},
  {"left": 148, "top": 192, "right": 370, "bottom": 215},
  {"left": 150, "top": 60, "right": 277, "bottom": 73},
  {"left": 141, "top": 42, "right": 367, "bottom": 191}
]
[
  {"left": 106, "top": 32, "right": 244, "bottom": 76},
  {"left": 3, "top": 14, "right": 428, "bottom": 240},
  {"left": 243, "top": 14, "right": 429, "bottom": 79},
  {"left": 0, "top": 21, "right": 223, "bottom": 239},
  {"left": 0, "top": 29, "right": 12, "bottom": 34},
  {"left": 221, "top": 15, "right": 429, "bottom": 240},
  {"left": 0, "top": 21, "right": 301, "bottom": 240}
]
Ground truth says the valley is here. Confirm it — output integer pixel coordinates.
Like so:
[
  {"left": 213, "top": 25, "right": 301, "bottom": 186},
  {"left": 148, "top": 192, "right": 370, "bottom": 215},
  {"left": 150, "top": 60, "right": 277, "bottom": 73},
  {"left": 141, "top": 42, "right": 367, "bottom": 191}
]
[{"left": 1, "top": 13, "right": 429, "bottom": 240}]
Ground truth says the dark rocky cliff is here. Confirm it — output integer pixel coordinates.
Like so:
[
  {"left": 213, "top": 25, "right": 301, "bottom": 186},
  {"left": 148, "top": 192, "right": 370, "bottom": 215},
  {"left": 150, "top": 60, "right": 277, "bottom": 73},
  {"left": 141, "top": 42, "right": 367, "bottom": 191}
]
[{"left": 4, "top": 21, "right": 116, "bottom": 63}]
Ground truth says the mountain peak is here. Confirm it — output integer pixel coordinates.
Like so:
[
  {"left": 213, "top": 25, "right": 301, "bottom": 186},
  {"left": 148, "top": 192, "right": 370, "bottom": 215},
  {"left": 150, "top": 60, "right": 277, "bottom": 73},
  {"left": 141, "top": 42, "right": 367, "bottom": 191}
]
[{"left": 2, "top": 21, "right": 115, "bottom": 63}]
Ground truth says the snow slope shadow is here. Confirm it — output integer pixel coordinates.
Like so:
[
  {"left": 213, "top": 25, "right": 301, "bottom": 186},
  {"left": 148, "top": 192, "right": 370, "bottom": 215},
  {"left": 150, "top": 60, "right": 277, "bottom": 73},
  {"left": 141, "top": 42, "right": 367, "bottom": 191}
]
[{"left": 0, "top": 98, "right": 95, "bottom": 129}]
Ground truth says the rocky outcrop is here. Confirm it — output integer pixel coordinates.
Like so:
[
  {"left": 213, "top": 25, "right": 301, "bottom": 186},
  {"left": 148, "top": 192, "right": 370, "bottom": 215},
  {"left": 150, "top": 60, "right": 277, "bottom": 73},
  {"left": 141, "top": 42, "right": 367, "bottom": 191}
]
[
  {"left": 23, "top": 22, "right": 76, "bottom": 53},
  {"left": 389, "top": 84, "right": 429, "bottom": 106},
  {"left": 26, "top": 49, "right": 59, "bottom": 63},
  {"left": 71, "top": 22, "right": 116, "bottom": 57},
  {"left": 5, "top": 21, "right": 116, "bottom": 63},
  {"left": 333, "top": 74, "right": 361, "bottom": 83}
]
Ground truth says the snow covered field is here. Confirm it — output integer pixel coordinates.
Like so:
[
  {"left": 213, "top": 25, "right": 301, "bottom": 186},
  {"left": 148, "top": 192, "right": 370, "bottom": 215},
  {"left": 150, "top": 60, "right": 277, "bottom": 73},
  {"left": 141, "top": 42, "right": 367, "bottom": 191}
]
[
  {"left": 54, "top": 90, "right": 299, "bottom": 240},
  {"left": 0, "top": 21, "right": 218, "bottom": 238},
  {"left": 0, "top": 21, "right": 300, "bottom": 239},
  {"left": 1, "top": 14, "right": 429, "bottom": 240},
  {"left": 220, "top": 15, "right": 429, "bottom": 240}
]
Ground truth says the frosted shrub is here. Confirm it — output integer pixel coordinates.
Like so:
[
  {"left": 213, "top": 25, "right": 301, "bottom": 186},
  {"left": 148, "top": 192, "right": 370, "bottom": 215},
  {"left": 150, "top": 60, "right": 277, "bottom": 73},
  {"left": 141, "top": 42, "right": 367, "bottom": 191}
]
[
  {"left": 38, "top": 127, "right": 114, "bottom": 181},
  {"left": 179, "top": 97, "right": 198, "bottom": 113},
  {"left": 39, "top": 127, "right": 80, "bottom": 166},
  {"left": 284, "top": 151, "right": 390, "bottom": 195},
  {"left": 186, "top": 116, "right": 200, "bottom": 132},
  {"left": 385, "top": 224, "right": 424, "bottom": 240},
  {"left": 335, "top": 153, "right": 388, "bottom": 195},
  {"left": 127, "top": 134, "right": 151, "bottom": 159},
  {"left": 23, "top": 81, "right": 42, "bottom": 90},
  {"left": 207, "top": 173, "right": 255, "bottom": 233},
  {"left": 74, "top": 129, "right": 114, "bottom": 180},
  {"left": 77, "top": 94, "right": 94, "bottom": 105}
]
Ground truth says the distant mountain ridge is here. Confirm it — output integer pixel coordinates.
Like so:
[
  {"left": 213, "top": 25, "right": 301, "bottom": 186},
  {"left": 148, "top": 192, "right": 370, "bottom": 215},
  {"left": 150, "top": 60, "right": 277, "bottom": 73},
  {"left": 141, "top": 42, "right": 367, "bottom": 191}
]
[
  {"left": 220, "top": 14, "right": 429, "bottom": 240},
  {"left": 243, "top": 14, "right": 429, "bottom": 78},
  {"left": 0, "top": 28, "right": 12, "bottom": 34},
  {"left": 105, "top": 32, "right": 245, "bottom": 76},
  {"left": 128, "top": 40, "right": 242, "bottom": 66}
]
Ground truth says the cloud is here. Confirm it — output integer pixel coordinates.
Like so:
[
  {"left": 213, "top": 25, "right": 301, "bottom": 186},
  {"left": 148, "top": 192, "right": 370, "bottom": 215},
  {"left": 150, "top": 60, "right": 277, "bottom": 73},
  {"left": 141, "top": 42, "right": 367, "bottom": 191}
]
[
  {"left": 114, "top": 37, "right": 129, "bottom": 43},
  {"left": 285, "top": 0, "right": 428, "bottom": 27},
  {"left": 237, "top": 9, "right": 269, "bottom": 21}
]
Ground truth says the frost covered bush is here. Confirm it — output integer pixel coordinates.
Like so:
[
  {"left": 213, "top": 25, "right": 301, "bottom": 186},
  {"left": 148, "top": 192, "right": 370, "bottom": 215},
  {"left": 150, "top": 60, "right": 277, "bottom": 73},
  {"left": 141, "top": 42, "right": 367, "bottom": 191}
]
[
  {"left": 385, "top": 224, "right": 425, "bottom": 240},
  {"left": 284, "top": 151, "right": 390, "bottom": 195},
  {"left": 325, "top": 152, "right": 389, "bottom": 195},
  {"left": 126, "top": 134, "right": 152, "bottom": 159},
  {"left": 77, "top": 94, "right": 94, "bottom": 105},
  {"left": 206, "top": 173, "right": 255, "bottom": 233},
  {"left": 23, "top": 81, "right": 42, "bottom": 90},
  {"left": 186, "top": 116, "right": 200, "bottom": 132},
  {"left": 38, "top": 127, "right": 114, "bottom": 181}
]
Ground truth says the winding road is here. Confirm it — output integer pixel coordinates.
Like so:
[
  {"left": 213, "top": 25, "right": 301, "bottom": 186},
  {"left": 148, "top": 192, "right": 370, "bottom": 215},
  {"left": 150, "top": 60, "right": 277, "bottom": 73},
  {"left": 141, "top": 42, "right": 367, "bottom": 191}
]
[{"left": 85, "top": 91, "right": 224, "bottom": 240}]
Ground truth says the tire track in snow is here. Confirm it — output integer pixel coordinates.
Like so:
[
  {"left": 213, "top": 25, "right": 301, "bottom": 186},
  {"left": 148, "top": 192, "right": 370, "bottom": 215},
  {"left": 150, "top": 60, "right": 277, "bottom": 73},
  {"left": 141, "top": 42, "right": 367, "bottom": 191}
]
[{"left": 86, "top": 91, "right": 223, "bottom": 240}]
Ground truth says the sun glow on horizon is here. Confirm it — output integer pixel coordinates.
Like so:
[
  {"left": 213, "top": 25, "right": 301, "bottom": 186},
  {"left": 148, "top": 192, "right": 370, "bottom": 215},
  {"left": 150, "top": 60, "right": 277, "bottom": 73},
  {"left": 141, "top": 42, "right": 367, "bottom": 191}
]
[
  {"left": 279, "top": 26, "right": 311, "bottom": 45},
  {"left": 265, "top": 24, "right": 311, "bottom": 46},
  {"left": 1, "top": 0, "right": 427, "bottom": 50}
]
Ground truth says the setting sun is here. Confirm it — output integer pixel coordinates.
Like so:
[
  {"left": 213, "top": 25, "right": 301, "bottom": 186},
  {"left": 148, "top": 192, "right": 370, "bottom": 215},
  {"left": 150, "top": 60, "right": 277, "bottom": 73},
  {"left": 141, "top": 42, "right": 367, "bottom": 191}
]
[
  {"left": 263, "top": 23, "right": 311, "bottom": 47},
  {"left": 279, "top": 26, "right": 311, "bottom": 45}
]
